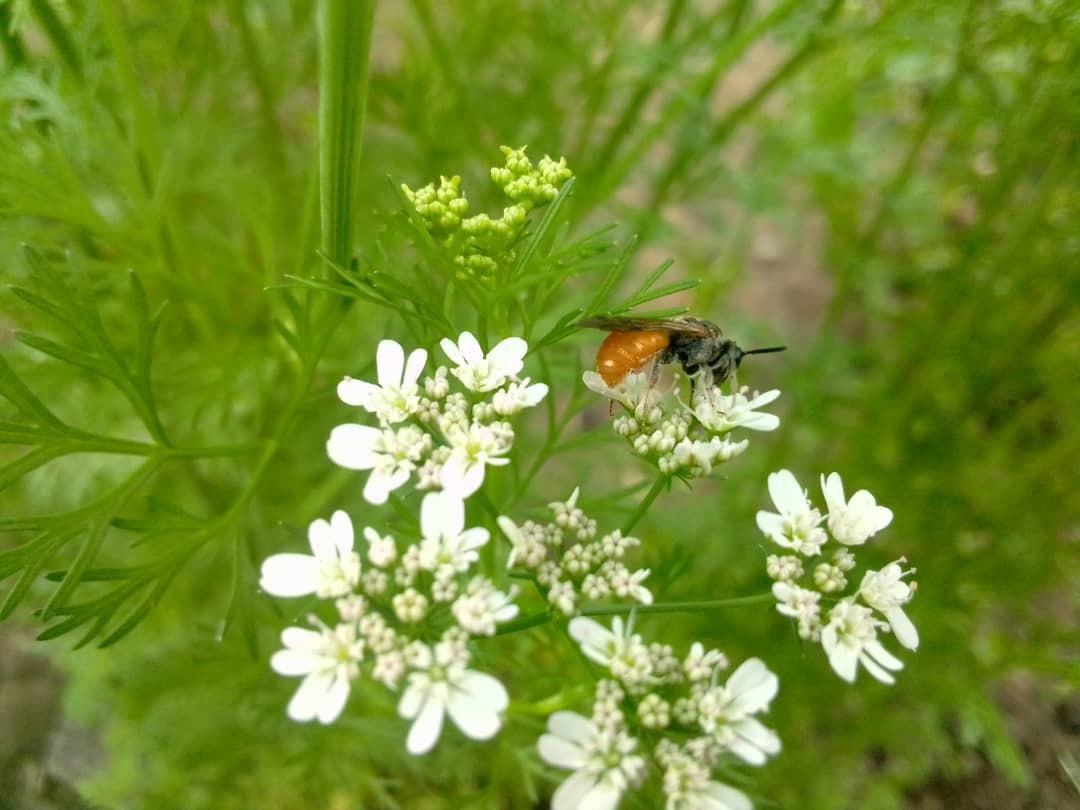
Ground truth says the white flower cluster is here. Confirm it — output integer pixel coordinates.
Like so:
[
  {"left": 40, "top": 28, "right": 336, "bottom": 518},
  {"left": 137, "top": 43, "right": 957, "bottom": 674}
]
[
  {"left": 328, "top": 333, "right": 547, "bottom": 504},
  {"left": 758, "top": 469, "right": 919, "bottom": 685},
  {"left": 497, "top": 488, "right": 652, "bottom": 616},
  {"left": 539, "top": 616, "right": 780, "bottom": 810},
  {"left": 583, "top": 370, "right": 779, "bottom": 479},
  {"left": 260, "top": 493, "right": 519, "bottom": 754}
]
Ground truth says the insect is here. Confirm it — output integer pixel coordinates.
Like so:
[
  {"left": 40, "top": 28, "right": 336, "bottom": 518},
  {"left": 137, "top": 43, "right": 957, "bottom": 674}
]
[{"left": 578, "top": 316, "right": 786, "bottom": 392}]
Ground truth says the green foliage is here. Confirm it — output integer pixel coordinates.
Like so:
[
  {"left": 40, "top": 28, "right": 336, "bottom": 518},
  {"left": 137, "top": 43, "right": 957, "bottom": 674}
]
[{"left": 0, "top": 0, "right": 1076, "bottom": 808}]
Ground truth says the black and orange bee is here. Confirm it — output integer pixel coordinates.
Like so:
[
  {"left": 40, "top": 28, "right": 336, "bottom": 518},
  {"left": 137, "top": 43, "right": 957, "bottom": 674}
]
[{"left": 578, "top": 316, "right": 785, "bottom": 392}]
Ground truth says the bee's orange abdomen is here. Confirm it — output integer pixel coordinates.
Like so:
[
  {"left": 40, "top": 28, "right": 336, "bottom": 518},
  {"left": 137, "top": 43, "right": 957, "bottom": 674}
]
[{"left": 596, "top": 331, "right": 670, "bottom": 386}]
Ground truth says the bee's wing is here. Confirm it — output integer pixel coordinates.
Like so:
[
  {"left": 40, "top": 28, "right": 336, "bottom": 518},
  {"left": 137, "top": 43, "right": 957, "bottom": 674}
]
[{"left": 577, "top": 316, "right": 711, "bottom": 336}]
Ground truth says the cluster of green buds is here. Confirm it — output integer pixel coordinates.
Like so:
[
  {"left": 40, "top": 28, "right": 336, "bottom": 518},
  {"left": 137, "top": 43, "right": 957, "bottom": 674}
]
[{"left": 401, "top": 146, "right": 573, "bottom": 283}]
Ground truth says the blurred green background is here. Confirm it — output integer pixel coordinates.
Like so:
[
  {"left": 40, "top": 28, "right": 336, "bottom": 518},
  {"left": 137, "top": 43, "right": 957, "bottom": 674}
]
[{"left": 0, "top": 1, "right": 1077, "bottom": 808}]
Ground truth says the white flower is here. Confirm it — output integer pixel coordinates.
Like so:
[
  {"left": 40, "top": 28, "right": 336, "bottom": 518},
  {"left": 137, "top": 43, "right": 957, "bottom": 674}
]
[
  {"left": 569, "top": 616, "right": 653, "bottom": 686},
  {"left": 492, "top": 377, "right": 549, "bottom": 415},
  {"left": 327, "top": 424, "right": 430, "bottom": 504},
  {"left": 755, "top": 470, "right": 828, "bottom": 555},
  {"left": 693, "top": 389, "right": 781, "bottom": 433},
  {"left": 397, "top": 644, "right": 509, "bottom": 755},
  {"left": 260, "top": 510, "right": 361, "bottom": 598},
  {"left": 697, "top": 658, "right": 781, "bottom": 766},
  {"left": 820, "top": 472, "right": 894, "bottom": 545},
  {"left": 337, "top": 339, "right": 427, "bottom": 424},
  {"left": 662, "top": 749, "right": 752, "bottom": 810},
  {"left": 440, "top": 421, "right": 513, "bottom": 498},
  {"left": 858, "top": 560, "right": 919, "bottom": 650},
  {"left": 417, "top": 491, "right": 490, "bottom": 573},
  {"left": 582, "top": 369, "right": 671, "bottom": 411},
  {"left": 537, "top": 711, "right": 647, "bottom": 810},
  {"left": 363, "top": 527, "right": 397, "bottom": 568},
  {"left": 770, "top": 581, "right": 822, "bottom": 640},
  {"left": 451, "top": 577, "right": 519, "bottom": 636},
  {"left": 605, "top": 564, "right": 653, "bottom": 605},
  {"left": 821, "top": 598, "right": 904, "bottom": 684},
  {"left": 669, "top": 436, "right": 748, "bottom": 476},
  {"left": 683, "top": 642, "right": 727, "bottom": 682},
  {"left": 440, "top": 331, "right": 527, "bottom": 392},
  {"left": 270, "top": 621, "right": 363, "bottom": 724}
]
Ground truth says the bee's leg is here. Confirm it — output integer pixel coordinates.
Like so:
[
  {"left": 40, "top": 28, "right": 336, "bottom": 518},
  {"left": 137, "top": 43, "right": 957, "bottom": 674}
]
[{"left": 645, "top": 349, "right": 676, "bottom": 409}]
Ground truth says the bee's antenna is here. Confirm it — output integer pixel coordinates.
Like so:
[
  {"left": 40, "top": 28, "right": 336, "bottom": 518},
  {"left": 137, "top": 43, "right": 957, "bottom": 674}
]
[{"left": 743, "top": 345, "right": 787, "bottom": 355}]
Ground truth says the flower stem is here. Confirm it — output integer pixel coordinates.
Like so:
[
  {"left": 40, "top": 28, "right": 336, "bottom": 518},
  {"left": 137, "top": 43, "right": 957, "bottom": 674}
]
[
  {"left": 621, "top": 474, "right": 669, "bottom": 535},
  {"left": 582, "top": 593, "right": 774, "bottom": 617},
  {"left": 494, "top": 609, "right": 553, "bottom": 636}
]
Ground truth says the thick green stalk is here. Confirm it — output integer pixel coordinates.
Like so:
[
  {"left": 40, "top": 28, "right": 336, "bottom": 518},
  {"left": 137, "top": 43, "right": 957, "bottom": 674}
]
[{"left": 319, "top": 0, "right": 376, "bottom": 268}]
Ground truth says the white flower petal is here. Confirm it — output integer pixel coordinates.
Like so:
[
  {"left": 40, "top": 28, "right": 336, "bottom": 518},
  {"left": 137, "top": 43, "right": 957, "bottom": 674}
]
[
  {"left": 703, "top": 782, "right": 753, "bottom": 810},
  {"left": 398, "top": 682, "right": 425, "bottom": 720},
  {"left": 824, "top": 638, "right": 859, "bottom": 683},
  {"left": 327, "top": 424, "right": 381, "bottom": 470},
  {"left": 316, "top": 674, "right": 350, "bottom": 724},
  {"left": 287, "top": 671, "right": 334, "bottom": 722},
  {"left": 860, "top": 654, "right": 897, "bottom": 685},
  {"left": 442, "top": 455, "right": 486, "bottom": 498},
  {"left": 538, "top": 733, "right": 586, "bottom": 769},
  {"left": 727, "top": 658, "right": 779, "bottom": 712},
  {"left": 568, "top": 618, "right": 613, "bottom": 665},
  {"left": 459, "top": 670, "right": 509, "bottom": 712},
  {"left": 308, "top": 516, "right": 336, "bottom": 559},
  {"left": 421, "top": 491, "right": 465, "bottom": 539},
  {"left": 403, "top": 348, "right": 429, "bottom": 386},
  {"left": 328, "top": 510, "right": 354, "bottom": 554},
  {"left": 376, "top": 339, "right": 405, "bottom": 388},
  {"left": 270, "top": 649, "right": 321, "bottom": 676},
  {"left": 547, "top": 710, "right": 595, "bottom": 746},
  {"left": 487, "top": 336, "right": 527, "bottom": 372},
  {"left": 887, "top": 606, "right": 919, "bottom": 650},
  {"left": 260, "top": 554, "right": 319, "bottom": 597},
  {"left": 821, "top": 472, "right": 845, "bottom": 513},
  {"left": 577, "top": 780, "right": 622, "bottom": 810},
  {"left": 768, "top": 470, "right": 807, "bottom": 514},
  {"left": 552, "top": 768, "right": 601, "bottom": 810},
  {"left": 864, "top": 639, "right": 904, "bottom": 671},
  {"left": 734, "top": 717, "right": 781, "bottom": 756},
  {"left": 406, "top": 694, "right": 445, "bottom": 755},
  {"left": 457, "top": 331, "right": 485, "bottom": 364},
  {"left": 281, "top": 626, "right": 323, "bottom": 652},
  {"left": 439, "top": 338, "right": 463, "bottom": 368},
  {"left": 337, "top": 377, "right": 379, "bottom": 408},
  {"left": 362, "top": 466, "right": 406, "bottom": 505},
  {"left": 459, "top": 527, "right": 490, "bottom": 552}
]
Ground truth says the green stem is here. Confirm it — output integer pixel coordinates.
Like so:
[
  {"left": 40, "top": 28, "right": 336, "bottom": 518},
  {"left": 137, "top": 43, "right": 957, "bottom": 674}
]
[
  {"left": 494, "top": 609, "right": 553, "bottom": 636},
  {"left": 621, "top": 474, "right": 669, "bottom": 535},
  {"left": 582, "top": 593, "right": 774, "bottom": 616},
  {"left": 319, "top": 0, "right": 376, "bottom": 268}
]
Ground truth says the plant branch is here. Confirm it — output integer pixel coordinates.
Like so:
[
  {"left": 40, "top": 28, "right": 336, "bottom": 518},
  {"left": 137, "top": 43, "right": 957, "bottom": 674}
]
[{"left": 621, "top": 474, "right": 669, "bottom": 535}]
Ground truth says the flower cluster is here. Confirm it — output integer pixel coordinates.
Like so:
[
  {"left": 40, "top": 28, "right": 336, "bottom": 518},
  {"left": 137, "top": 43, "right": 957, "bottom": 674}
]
[
  {"left": 402, "top": 145, "right": 573, "bottom": 281},
  {"left": 539, "top": 616, "right": 780, "bottom": 810},
  {"left": 260, "top": 493, "right": 518, "bottom": 754},
  {"left": 758, "top": 470, "right": 919, "bottom": 684},
  {"left": 497, "top": 488, "right": 652, "bottom": 616},
  {"left": 328, "top": 332, "right": 547, "bottom": 504},
  {"left": 584, "top": 369, "right": 780, "bottom": 480}
]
